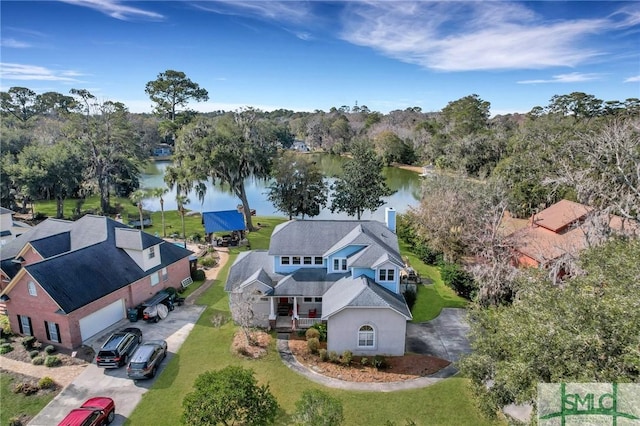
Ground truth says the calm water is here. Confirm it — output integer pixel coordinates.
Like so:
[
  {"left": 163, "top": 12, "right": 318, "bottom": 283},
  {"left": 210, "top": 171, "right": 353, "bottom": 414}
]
[{"left": 139, "top": 154, "right": 422, "bottom": 222}]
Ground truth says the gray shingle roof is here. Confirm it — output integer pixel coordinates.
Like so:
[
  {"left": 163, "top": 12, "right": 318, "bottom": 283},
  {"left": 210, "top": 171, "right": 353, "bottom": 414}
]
[
  {"left": 23, "top": 218, "right": 192, "bottom": 313},
  {"left": 321, "top": 275, "right": 412, "bottom": 320},
  {"left": 225, "top": 251, "right": 283, "bottom": 292},
  {"left": 0, "top": 207, "right": 14, "bottom": 214},
  {"left": 273, "top": 269, "right": 344, "bottom": 296},
  {"left": 1, "top": 218, "right": 72, "bottom": 261}
]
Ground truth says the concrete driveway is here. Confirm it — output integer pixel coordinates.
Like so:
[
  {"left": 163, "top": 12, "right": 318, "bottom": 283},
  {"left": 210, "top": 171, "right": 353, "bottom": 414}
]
[
  {"left": 28, "top": 303, "right": 205, "bottom": 426},
  {"left": 406, "top": 308, "right": 471, "bottom": 363}
]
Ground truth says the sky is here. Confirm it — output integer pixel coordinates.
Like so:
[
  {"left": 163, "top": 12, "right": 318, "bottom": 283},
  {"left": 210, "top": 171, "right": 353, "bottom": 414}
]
[{"left": 1, "top": 1, "right": 639, "bottom": 116}]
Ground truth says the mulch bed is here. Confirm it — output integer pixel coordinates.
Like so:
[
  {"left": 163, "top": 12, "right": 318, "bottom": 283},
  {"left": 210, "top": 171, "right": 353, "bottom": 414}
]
[{"left": 1, "top": 336, "right": 92, "bottom": 365}]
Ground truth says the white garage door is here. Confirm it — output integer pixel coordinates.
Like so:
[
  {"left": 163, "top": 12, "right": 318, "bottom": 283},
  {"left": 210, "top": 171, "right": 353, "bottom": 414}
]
[{"left": 79, "top": 299, "right": 125, "bottom": 341}]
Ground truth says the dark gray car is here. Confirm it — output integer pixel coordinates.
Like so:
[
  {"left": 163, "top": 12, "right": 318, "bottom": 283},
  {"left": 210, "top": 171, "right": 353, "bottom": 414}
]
[{"left": 126, "top": 340, "right": 167, "bottom": 379}]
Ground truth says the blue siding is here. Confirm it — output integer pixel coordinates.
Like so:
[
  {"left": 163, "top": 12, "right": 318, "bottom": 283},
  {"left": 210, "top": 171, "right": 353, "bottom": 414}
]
[
  {"left": 327, "top": 245, "right": 365, "bottom": 273},
  {"left": 273, "top": 255, "right": 325, "bottom": 274},
  {"left": 352, "top": 268, "right": 374, "bottom": 280}
]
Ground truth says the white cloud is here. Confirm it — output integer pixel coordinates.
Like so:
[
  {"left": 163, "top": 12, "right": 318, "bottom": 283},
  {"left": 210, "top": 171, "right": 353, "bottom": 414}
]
[
  {"left": 0, "top": 63, "right": 83, "bottom": 82},
  {"left": 624, "top": 75, "right": 640, "bottom": 83},
  {"left": 1, "top": 38, "right": 31, "bottom": 48},
  {"left": 338, "top": 2, "right": 625, "bottom": 71},
  {"left": 59, "top": 0, "right": 164, "bottom": 21},
  {"left": 518, "top": 72, "right": 602, "bottom": 84},
  {"left": 192, "top": 1, "right": 312, "bottom": 25}
]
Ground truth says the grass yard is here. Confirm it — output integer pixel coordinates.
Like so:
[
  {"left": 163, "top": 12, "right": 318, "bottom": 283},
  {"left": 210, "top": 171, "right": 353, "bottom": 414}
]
[
  {"left": 127, "top": 221, "right": 500, "bottom": 426},
  {"left": 399, "top": 240, "right": 468, "bottom": 322},
  {"left": 0, "top": 373, "right": 57, "bottom": 426}
]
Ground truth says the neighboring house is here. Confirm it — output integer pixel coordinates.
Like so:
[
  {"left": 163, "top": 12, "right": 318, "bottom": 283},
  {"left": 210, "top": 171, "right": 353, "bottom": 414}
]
[
  {"left": 0, "top": 207, "right": 32, "bottom": 246},
  {"left": 153, "top": 144, "right": 172, "bottom": 157},
  {"left": 291, "top": 140, "right": 310, "bottom": 152},
  {"left": 509, "top": 199, "right": 638, "bottom": 269},
  {"left": 0, "top": 214, "right": 192, "bottom": 349},
  {"left": 225, "top": 208, "right": 412, "bottom": 356}
]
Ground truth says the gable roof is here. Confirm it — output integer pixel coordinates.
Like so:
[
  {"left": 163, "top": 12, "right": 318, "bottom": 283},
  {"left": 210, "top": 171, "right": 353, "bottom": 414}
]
[
  {"left": 225, "top": 251, "right": 283, "bottom": 292},
  {"left": 269, "top": 220, "right": 401, "bottom": 262},
  {"left": 321, "top": 275, "right": 411, "bottom": 320},
  {"left": 202, "top": 210, "right": 246, "bottom": 234},
  {"left": 1, "top": 218, "right": 72, "bottom": 261},
  {"left": 22, "top": 218, "right": 191, "bottom": 313},
  {"left": 273, "top": 269, "right": 344, "bottom": 297},
  {"left": 532, "top": 199, "right": 592, "bottom": 232},
  {"left": 30, "top": 232, "right": 71, "bottom": 258}
]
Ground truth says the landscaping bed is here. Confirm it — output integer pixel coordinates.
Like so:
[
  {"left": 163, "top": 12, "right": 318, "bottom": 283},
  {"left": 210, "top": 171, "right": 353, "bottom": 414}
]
[{"left": 1, "top": 336, "right": 92, "bottom": 366}]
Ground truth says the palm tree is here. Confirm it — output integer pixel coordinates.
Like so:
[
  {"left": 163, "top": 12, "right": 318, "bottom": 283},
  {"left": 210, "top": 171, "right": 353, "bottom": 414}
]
[
  {"left": 129, "top": 189, "right": 148, "bottom": 231},
  {"left": 176, "top": 193, "right": 191, "bottom": 249},
  {"left": 148, "top": 187, "right": 169, "bottom": 237}
]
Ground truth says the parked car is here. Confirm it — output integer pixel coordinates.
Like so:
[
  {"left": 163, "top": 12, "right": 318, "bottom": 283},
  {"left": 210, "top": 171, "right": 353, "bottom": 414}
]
[
  {"left": 96, "top": 327, "right": 142, "bottom": 368},
  {"left": 142, "top": 289, "right": 175, "bottom": 322},
  {"left": 57, "top": 396, "right": 115, "bottom": 426},
  {"left": 127, "top": 339, "right": 168, "bottom": 379}
]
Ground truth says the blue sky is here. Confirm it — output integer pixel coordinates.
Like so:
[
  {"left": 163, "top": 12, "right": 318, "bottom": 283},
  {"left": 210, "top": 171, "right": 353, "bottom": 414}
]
[{"left": 1, "top": 1, "right": 639, "bottom": 116}]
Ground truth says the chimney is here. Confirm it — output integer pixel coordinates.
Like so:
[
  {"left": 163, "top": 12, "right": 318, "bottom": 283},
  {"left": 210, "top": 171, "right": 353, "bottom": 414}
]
[{"left": 385, "top": 207, "right": 396, "bottom": 233}]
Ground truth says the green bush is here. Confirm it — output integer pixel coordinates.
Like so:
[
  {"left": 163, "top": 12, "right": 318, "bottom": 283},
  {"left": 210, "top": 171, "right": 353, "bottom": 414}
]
[
  {"left": 29, "top": 350, "right": 40, "bottom": 358},
  {"left": 361, "top": 357, "right": 369, "bottom": 366},
  {"left": 44, "top": 345, "right": 56, "bottom": 354},
  {"left": 38, "top": 376, "right": 56, "bottom": 389},
  {"left": 199, "top": 256, "right": 217, "bottom": 268},
  {"left": 192, "top": 269, "right": 205, "bottom": 281},
  {"left": 341, "top": 350, "right": 352, "bottom": 366},
  {"left": 44, "top": 355, "right": 61, "bottom": 367},
  {"left": 309, "top": 322, "right": 327, "bottom": 341},
  {"left": 372, "top": 355, "right": 388, "bottom": 370},
  {"left": 305, "top": 328, "right": 320, "bottom": 340},
  {"left": 22, "top": 336, "right": 36, "bottom": 350},
  {"left": 32, "top": 356, "right": 44, "bottom": 365},
  {"left": 306, "top": 337, "right": 320, "bottom": 354},
  {"left": 0, "top": 314, "right": 12, "bottom": 337},
  {"left": 441, "top": 262, "right": 476, "bottom": 299},
  {"left": 318, "top": 348, "right": 328, "bottom": 362},
  {"left": 403, "top": 289, "right": 417, "bottom": 310},
  {"left": 0, "top": 343, "right": 14, "bottom": 354},
  {"left": 328, "top": 351, "right": 340, "bottom": 364}
]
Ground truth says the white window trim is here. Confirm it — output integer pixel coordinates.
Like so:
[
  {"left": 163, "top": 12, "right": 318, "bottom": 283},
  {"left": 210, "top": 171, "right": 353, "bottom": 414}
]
[
  {"left": 19, "top": 315, "right": 32, "bottom": 336},
  {"left": 332, "top": 257, "right": 347, "bottom": 272},
  {"left": 149, "top": 246, "right": 156, "bottom": 259},
  {"left": 378, "top": 268, "right": 395, "bottom": 282},
  {"left": 358, "top": 324, "right": 375, "bottom": 348},
  {"left": 314, "top": 257, "right": 323, "bottom": 265},
  {"left": 162, "top": 267, "right": 168, "bottom": 281},
  {"left": 47, "top": 321, "right": 60, "bottom": 343},
  {"left": 303, "top": 256, "right": 312, "bottom": 265},
  {"left": 150, "top": 272, "right": 160, "bottom": 286},
  {"left": 28, "top": 281, "right": 37, "bottom": 296},
  {"left": 280, "top": 256, "right": 290, "bottom": 265}
]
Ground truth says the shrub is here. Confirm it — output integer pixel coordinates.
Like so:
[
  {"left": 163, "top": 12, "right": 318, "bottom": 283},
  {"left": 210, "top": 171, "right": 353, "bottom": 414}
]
[
  {"left": 8, "top": 417, "right": 22, "bottom": 426},
  {"left": 192, "top": 269, "right": 205, "bottom": 281},
  {"left": 372, "top": 355, "right": 388, "bottom": 370},
  {"left": 318, "top": 349, "right": 328, "bottom": 362},
  {"left": 0, "top": 314, "right": 12, "bottom": 337},
  {"left": 0, "top": 343, "right": 14, "bottom": 354},
  {"left": 309, "top": 322, "right": 327, "bottom": 341},
  {"left": 306, "top": 337, "right": 320, "bottom": 354},
  {"left": 0, "top": 337, "right": 8, "bottom": 344},
  {"left": 13, "top": 382, "right": 39, "bottom": 395},
  {"left": 360, "top": 357, "right": 368, "bottom": 366},
  {"left": 403, "top": 289, "right": 417, "bottom": 310},
  {"left": 44, "top": 345, "right": 56, "bottom": 354},
  {"left": 328, "top": 351, "right": 340, "bottom": 364},
  {"left": 441, "top": 262, "right": 476, "bottom": 299},
  {"left": 22, "top": 336, "right": 36, "bottom": 350},
  {"left": 341, "top": 350, "right": 352, "bottom": 366},
  {"left": 32, "top": 356, "right": 44, "bottom": 365},
  {"left": 38, "top": 376, "right": 56, "bottom": 389},
  {"left": 305, "top": 328, "right": 320, "bottom": 340},
  {"left": 199, "top": 256, "right": 217, "bottom": 268},
  {"left": 44, "top": 355, "right": 61, "bottom": 367},
  {"left": 29, "top": 350, "right": 39, "bottom": 358}
]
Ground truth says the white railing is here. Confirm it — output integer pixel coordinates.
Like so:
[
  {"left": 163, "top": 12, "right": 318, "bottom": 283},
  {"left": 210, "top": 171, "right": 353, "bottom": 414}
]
[{"left": 297, "top": 317, "right": 322, "bottom": 329}]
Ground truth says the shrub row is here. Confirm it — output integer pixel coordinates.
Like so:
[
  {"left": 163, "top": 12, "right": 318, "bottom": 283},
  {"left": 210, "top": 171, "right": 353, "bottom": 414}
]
[{"left": 12, "top": 376, "right": 57, "bottom": 395}]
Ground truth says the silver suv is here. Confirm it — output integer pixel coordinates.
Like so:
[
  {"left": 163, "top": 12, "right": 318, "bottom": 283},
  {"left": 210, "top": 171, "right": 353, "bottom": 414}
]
[{"left": 126, "top": 340, "right": 167, "bottom": 379}]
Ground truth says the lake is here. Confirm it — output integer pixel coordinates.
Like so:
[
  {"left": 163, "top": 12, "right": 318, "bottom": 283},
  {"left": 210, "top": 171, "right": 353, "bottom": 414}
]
[{"left": 139, "top": 154, "right": 422, "bottom": 222}]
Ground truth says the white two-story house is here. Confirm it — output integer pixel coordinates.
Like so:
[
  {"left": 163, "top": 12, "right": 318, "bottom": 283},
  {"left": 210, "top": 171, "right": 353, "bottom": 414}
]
[{"left": 225, "top": 208, "right": 412, "bottom": 356}]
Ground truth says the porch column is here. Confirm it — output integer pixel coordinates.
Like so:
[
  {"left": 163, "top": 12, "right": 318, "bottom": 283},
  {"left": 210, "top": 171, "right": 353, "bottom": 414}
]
[
  {"left": 292, "top": 296, "right": 299, "bottom": 319},
  {"left": 268, "top": 297, "right": 276, "bottom": 320}
]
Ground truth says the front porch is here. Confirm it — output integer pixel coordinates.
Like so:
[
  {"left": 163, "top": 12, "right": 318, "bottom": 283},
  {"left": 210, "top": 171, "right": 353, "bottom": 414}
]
[
  {"left": 270, "top": 296, "right": 323, "bottom": 331},
  {"left": 274, "top": 315, "right": 323, "bottom": 331}
]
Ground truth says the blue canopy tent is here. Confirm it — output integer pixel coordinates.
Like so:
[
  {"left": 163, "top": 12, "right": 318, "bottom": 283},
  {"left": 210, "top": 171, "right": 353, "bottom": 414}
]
[{"left": 202, "top": 210, "right": 246, "bottom": 246}]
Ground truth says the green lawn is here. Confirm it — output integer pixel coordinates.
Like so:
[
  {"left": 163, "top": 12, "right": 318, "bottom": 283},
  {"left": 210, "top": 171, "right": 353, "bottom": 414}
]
[
  {"left": 1, "top": 374, "right": 57, "bottom": 426},
  {"left": 399, "top": 240, "right": 468, "bottom": 322},
  {"left": 127, "top": 221, "right": 499, "bottom": 426}
]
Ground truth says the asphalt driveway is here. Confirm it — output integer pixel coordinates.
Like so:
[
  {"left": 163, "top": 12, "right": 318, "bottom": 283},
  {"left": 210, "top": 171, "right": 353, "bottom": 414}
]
[
  {"left": 406, "top": 308, "right": 471, "bottom": 363},
  {"left": 28, "top": 304, "right": 205, "bottom": 426}
]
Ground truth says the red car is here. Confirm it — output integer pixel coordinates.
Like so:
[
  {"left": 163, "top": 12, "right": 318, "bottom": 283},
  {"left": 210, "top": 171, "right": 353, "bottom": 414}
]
[{"left": 57, "top": 397, "right": 115, "bottom": 426}]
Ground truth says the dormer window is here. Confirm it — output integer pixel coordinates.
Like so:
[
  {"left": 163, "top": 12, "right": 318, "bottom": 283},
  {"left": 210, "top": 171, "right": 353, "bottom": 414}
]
[
  {"left": 379, "top": 269, "right": 395, "bottom": 282},
  {"left": 332, "top": 258, "right": 347, "bottom": 272},
  {"left": 149, "top": 246, "right": 155, "bottom": 259},
  {"left": 28, "top": 281, "right": 37, "bottom": 296}
]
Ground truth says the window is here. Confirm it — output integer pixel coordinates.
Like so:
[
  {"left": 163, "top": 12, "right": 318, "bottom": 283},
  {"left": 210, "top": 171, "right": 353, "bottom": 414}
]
[
  {"left": 150, "top": 272, "right": 159, "bottom": 286},
  {"left": 281, "top": 256, "right": 290, "bottom": 265},
  {"left": 18, "top": 315, "right": 32, "bottom": 336},
  {"left": 162, "top": 267, "right": 168, "bottom": 281},
  {"left": 149, "top": 246, "right": 155, "bottom": 259},
  {"left": 303, "top": 256, "right": 312, "bottom": 265},
  {"left": 292, "top": 256, "right": 301, "bottom": 265},
  {"left": 314, "top": 297, "right": 322, "bottom": 303},
  {"left": 358, "top": 325, "right": 375, "bottom": 347},
  {"left": 314, "top": 257, "right": 323, "bottom": 265},
  {"left": 28, "top": 281, "right": 37, "bottom": 296},
  {"left": 303, "top": 297, "right": 313, "bottom": 303},
  {"left": 45, "top": 321, "right": 61, "bottom": 343},
  {"left": 332, "top": 258, "right": 347, "bottom": 272},
  {"left": 379, "top": 269, "right": 395, "bottom": 281}
]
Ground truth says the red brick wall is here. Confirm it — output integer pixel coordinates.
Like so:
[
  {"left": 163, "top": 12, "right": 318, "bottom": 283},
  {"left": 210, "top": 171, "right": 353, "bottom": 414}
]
[
  {"left": 22, "top": 246, "right": 44, "bottom": 264},
  {"left": 6, "top": 257, "right": 191, "bottom": 349}
]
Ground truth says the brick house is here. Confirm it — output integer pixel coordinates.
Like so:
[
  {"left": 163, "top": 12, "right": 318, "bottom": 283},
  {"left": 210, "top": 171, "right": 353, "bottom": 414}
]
[{"left": 0, "top": 214, "right": 192, "bottom": 349}]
